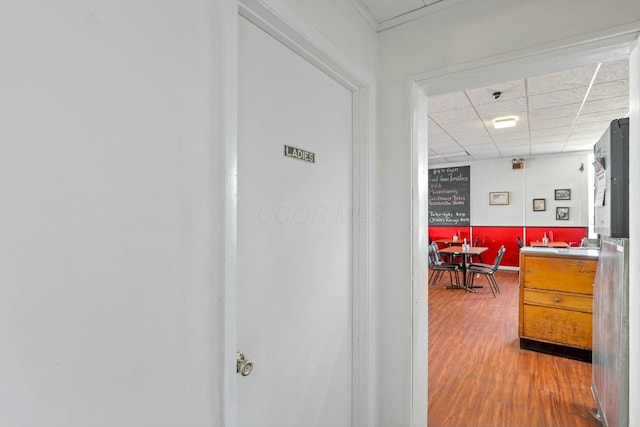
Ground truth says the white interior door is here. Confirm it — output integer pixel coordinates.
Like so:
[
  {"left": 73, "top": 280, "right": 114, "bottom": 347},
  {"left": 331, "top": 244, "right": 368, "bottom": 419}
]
[{"left": 237, "top": 15, "right": 353, "bottom": 427}]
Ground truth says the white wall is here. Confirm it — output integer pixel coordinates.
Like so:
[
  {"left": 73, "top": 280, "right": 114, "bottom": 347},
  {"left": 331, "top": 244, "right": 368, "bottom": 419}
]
[
  {"left": 279, "top": 0, "right": 377, "bottom": 75},
  {"left": 378, "top": 1, "right": 640, "bottom": 425},
  {"left": 0, "top": 1, "right": 224, "bottom": 425},
  {"left": 439, "top": 153, "right": 591, "bottom": 227},
  {"left": 0, "top": 0, "right": 378, "bottom": 425}
]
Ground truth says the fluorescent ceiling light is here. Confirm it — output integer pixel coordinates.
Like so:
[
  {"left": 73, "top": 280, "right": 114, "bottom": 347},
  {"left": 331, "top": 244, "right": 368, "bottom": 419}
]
[{"left": 492, "top": 116, "right": 518, "bottom": 129}]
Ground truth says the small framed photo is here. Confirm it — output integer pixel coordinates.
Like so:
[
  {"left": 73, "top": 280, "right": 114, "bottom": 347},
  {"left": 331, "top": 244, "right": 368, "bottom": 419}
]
[
  {"left": 554, "top": 189, "right": 571, "bottom": 200},
  {"left": 556, "top": 207, "right": 570, "bottom": 220},
  {"left": 489, "top": 191, "right": 509, "bottom": 206},
  {"left": 533, "top": 198, "right": 546, "bottom": 211}
]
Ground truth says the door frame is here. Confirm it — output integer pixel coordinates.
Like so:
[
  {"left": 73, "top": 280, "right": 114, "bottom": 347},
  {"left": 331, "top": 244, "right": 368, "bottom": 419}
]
[
  {"left": 227, "top": 0, "right": 376, "bottom": 425},
  {"left": 409, "top": 24, "right": 640, "bottom": 426}
]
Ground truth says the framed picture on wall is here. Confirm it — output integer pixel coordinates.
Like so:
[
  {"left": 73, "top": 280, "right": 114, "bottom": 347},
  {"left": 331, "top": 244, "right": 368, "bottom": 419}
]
[
  {"left": 556, "top": 207, "right": 570, "bottom": 220},
  {"left": 554, "top": 189, "right": 571, "bottom": 200},
  {"left": 533, "top": 198, "right": 546, "bottom": 211},
  {"left": 489, "top": 191, "right": 509, "bottom": 205}
]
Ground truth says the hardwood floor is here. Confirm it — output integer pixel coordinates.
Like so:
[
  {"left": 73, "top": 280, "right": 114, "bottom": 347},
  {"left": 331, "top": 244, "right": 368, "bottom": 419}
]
[{"left": 428, "top": 269, "right": 600, "bottom": 427}]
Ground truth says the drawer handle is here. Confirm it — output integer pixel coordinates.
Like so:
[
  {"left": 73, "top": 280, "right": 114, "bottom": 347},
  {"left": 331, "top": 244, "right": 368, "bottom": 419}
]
[{"left": 554, "top": 298, "right": 561, "bottom": 303}]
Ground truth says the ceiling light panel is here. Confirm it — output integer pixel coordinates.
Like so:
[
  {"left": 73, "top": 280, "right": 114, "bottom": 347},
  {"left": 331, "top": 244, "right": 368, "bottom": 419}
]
[{"left": 487, "top": 121, "right": 529, "bottom": 135}]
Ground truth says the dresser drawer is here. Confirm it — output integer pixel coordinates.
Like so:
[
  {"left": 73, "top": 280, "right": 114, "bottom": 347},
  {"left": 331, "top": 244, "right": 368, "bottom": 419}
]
[
  {"left": 521, "top": 256, "right": 596, "bottom": 295},
  {"left": 523, "top": 289, "right": 592, "bottom": 313},
  {"left": 522, "top": 304, "right": 592, "bottom": 349}
]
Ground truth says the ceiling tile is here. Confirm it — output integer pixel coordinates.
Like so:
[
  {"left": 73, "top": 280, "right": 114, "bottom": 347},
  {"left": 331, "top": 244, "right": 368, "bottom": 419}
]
[
  {"left": 531, "top": 145, "right": 564, "bottom": 155},
  {"left": 493, "top": 136, "right": 530, "bottom": 145},
  {"left": 526, "top": 64, "right": 596, "bottom": 95},
  {"left": 429, "top": 133, "right": 457, "bottom": 145},
  {"left": 580, "top": 96, "right": 628, "bottom": 114},
  {"left": 530, "top": 126, "right": 571, "bottom": 138},
  {"left": 465, "top": 79, "right": 526, "bottom": 105},
  {"left": 440, "top": 120, "right": 491, "bottom": 140},
  {"left": 474, "top": 98, "right": 527, "bottom": 119},
  {"left": 529, "top": 116, "right": 576, "bottom": 130},
  {"left": 528, "top": 103, "right": 580, "bottom": 120},
  {"left": 588, "top": 80, "right": 629, "bottom": 101},
  {"left": 575, "top": 109, "right": 628, "bottom": 126},
  {"left": 487, "top": 120, "right": 530, "bottom": 137},
  {"left": 427, "top": 92, "right": 471, "bottom": 113},
  {"left": 429, "top": 106, "right": 478, "bottom": 124},
  {"left": 528, "top": 86, "right": 588, "bottom": 110},
  {"left": 498, "top": 146, "right": 531, "bottom": 157},
  {"left": 595, "top": 59, "right": 629, "bottom": 83},
  {"left": 426, "top": 59, "right": 628, "bottom": 164},
  {"left": 530, "top": 136, "right": 565, "bottom": 145}
]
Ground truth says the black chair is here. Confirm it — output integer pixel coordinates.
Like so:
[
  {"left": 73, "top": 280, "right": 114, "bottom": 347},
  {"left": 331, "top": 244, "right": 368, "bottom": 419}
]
[
  {"left": 516, "top": 236, "right": 524, "bottom": 248},
  {"left": 428, "top": 242, "right": 460, "bottom": 289},
  {"left": 471, "top": 235, "right": 484, "bottom": 263},
  {"left": 466, "top": 245, "right": 506, "bottom": 297}
]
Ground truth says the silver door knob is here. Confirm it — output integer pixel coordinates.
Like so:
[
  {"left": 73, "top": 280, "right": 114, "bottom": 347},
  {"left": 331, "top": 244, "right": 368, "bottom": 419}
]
[{"left": 236, "top": 352, "right": 253, "bottom": 376}]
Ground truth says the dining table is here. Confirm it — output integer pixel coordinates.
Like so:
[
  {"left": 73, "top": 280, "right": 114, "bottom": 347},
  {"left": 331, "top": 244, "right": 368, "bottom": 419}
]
[
  {"left": 438, "top": 245, "right": 489, "bottom": 292},
  {"left": 433, "top": 238, "right": 463, "bottom": 262},
  {"left": 529, "top": 241, "right": 570, "bottom": 248}
]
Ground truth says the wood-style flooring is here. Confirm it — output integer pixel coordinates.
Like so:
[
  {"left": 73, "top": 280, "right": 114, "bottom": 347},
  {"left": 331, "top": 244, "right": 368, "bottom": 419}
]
[{"left": 428, "top": 270, "right": 600, "bottom": 427}]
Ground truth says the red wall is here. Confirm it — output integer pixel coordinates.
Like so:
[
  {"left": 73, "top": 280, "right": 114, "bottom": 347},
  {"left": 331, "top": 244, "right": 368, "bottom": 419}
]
[
  {"left": 524, "top": 227, "right": 587, "bottom": 247},
  {"left": 428, "top": 226, "right": 588, "bottom": 268}
]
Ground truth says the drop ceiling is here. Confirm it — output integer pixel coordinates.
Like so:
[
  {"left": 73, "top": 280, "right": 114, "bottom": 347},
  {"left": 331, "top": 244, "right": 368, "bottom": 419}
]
[
  {"left": 428, "top": 59, "right": 629, "bottom": 166},
  {"left": 350, "top": 0, "right": 630, "bottom": 166}
]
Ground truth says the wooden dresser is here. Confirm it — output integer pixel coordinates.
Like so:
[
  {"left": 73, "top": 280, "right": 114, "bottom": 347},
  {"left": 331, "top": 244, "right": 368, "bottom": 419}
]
[{"left": 519, "top": 247, "right": 599, "bottom": 361}]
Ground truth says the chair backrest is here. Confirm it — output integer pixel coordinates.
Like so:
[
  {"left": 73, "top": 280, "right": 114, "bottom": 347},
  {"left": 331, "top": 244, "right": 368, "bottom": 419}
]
[
  {"left": 473, "top": 236, "right": 479, "bottom": 246},
  {"left": 492, "top": 245, "right": 506, "bottom": 270},
  {"left": 516, "top": 236, "right": 524, "bottom": 248},
  {"left": 481, "top": 236, "right": 486, "bottom": 246},
  {"left": 429, "top": 242, "right": 443, "bottom": 266}
]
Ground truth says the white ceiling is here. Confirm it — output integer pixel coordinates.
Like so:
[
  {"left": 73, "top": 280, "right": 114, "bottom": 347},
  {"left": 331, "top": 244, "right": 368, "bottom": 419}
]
[
  {"left": 350, "top": 0, "right": 467, "bottom": 31},
  {"left": 350, "top": 0, "right": 630, "bottom": 166},
  {"left": 427, "top": 59, "right": 629, "bottom": 165}
]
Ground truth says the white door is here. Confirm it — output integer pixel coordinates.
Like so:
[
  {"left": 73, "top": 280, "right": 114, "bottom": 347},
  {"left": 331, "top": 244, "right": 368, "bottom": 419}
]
[{"left": 237, "top": 16, "right": 353, "bottom": 427}]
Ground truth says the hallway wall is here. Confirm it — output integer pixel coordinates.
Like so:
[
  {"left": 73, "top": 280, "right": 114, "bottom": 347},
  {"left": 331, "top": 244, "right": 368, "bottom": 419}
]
[
  {"left": 0, "top": 1, "right": 225, "bottom": 425},
  {"left": 0, "top": 0, "right": 379, "bottom": 425}
]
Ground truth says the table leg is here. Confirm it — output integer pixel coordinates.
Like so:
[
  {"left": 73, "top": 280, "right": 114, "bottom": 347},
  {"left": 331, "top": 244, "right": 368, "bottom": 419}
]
[{"left": 465, "top": 254, "right": 483, "bottom": 291}]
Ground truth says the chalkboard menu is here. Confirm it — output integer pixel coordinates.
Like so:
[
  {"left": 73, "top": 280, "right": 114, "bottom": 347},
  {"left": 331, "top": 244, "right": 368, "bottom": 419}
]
[{"left": 428, "top": 166, "right": 470, "bottom": 226}]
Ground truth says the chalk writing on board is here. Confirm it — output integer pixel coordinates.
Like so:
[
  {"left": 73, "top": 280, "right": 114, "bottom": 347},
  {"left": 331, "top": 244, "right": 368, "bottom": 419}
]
[{"left": 428, "top": 166, "right": 470, "bottom": 225}]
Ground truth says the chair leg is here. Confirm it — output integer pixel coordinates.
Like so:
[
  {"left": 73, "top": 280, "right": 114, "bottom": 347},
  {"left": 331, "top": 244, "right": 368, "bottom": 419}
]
[
  {"left": 486, "top": 274, "right": 496, "bottom": 298},
  {"left": 489, "top": 274, "right": 500, "bottom": 294}
]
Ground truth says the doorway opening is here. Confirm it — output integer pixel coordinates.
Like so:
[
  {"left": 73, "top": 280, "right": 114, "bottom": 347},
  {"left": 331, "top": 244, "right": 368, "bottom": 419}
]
[{"left": 411, "top": 32, "right": 638, "bottom": 425}]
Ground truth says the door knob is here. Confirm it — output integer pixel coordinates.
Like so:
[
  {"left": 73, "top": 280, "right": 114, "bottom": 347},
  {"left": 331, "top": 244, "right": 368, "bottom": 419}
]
[{"left": 236, "top": 352, "right": 253, "bottom": 376}]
